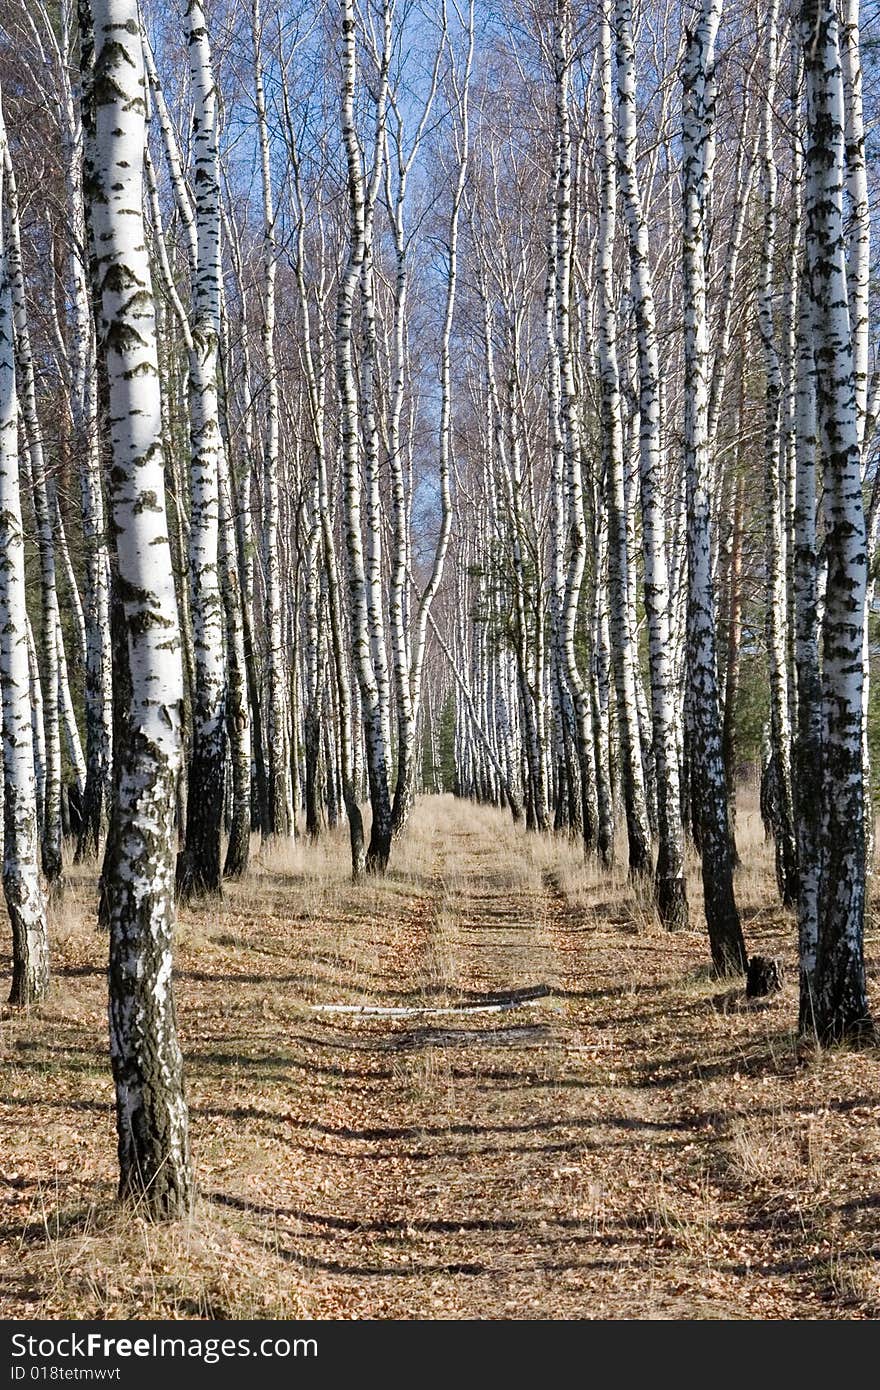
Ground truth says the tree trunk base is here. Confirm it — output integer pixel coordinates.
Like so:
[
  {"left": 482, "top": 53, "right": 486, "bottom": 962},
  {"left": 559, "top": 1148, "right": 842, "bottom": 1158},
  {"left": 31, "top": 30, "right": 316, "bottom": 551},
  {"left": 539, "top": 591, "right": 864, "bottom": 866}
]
[
  {"left": 223, "top": 833, "right": 249, "bottom": 880},
  {"left": 656, "top": 873, "right": 688, "bottom": 931},
  {"left": 8, "top": 971, "right": 50, "bottom": 1008},
  {"left": 746, "top": 954, "right": 784, "bottom": 998},
  {"left": 176, "top": 850, "right": 223, "bottom": 903}
]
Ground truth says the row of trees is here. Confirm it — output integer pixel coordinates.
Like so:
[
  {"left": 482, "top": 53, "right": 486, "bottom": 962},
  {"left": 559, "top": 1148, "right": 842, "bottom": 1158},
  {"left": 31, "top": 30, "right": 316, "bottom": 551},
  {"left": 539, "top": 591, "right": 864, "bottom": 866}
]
[
  {"left": 0, "top": 0, "right": 875, "bottom": 1215},
  {"left": 444, "top": 0, "right": 877, "bottom": 1039}
]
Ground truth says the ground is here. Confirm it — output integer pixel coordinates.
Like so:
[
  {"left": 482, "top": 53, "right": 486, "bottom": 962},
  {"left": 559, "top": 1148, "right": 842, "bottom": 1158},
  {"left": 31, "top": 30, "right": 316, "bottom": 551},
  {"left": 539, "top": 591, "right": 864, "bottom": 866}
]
[{"left": 1, "top": 792, "right": 879, "bottom": 1320}]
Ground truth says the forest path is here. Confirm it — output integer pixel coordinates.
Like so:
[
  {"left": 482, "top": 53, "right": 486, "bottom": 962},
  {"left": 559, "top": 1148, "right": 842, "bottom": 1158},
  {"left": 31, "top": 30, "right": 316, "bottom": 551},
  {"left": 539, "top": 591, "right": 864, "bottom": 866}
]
[
  {"left": 214, "top": 797, "right": 833, "bottom": 1319},
  {"left": 4, "top": 795, "right": 868, "bottom": 1318}
]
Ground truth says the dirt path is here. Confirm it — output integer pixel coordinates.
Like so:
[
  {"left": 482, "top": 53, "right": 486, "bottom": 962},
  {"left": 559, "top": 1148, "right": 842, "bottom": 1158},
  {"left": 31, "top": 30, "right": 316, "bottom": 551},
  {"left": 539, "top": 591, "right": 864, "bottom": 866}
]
[
  {"left": 208, "top": 801, "right": 844, "bottom": 1318},
  {"left": 3, "top": 796, "right": 876, "bottom": 1318}
]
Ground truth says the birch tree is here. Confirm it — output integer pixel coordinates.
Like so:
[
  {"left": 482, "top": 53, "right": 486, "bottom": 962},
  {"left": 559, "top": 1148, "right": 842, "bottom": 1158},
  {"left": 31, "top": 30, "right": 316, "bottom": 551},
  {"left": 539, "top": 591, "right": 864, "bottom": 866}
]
[
  {"left": 336, "top": 0, "right": 394, "bottom": 873},
  {"left": 758, "top": 0, "right": 798, "bottom": 906},
  {"left": 598, "top": 5, "right": 651, "bottom": 879},
  {"left": 177, "top": 0, "right": 227, "bottom": 896},
  {"left": 252, "top": 0, "right": 291, "bottom": 842},
  {"left": 615, "top": 0, "right": 688, "bottom": 926},
  {"left": 27, "top": 0, "right": 113, "bottom": 864},
  {"left": 1, "top": 132, "right": 63, "bottom": 895},
  {"left": 0, "top": 91, "right": 50, "bottom": 1007},
  {"left": 800, "top": 0, "right": 872, "bottom": 1041},
  {"left": 554, "top": 0, "right": 597, "bottom": 857},
  {"left": 839, "top": 0, "right": 874, "bottom": 860},
  {"left": 793, "top": 274, "right": 823, "bottom": 1032},
  {"left": 682, "top": 0, "right": 747, "bottom": 975},
  {"left": 83, "top": 0, "right": 192, "bottom": 1213}
]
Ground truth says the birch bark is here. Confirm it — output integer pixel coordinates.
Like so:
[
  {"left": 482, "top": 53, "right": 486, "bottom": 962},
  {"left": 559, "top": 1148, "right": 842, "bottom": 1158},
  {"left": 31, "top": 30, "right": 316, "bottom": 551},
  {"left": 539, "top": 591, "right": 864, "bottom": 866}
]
[
  {"left": 84, "top": 0, "right": 192, "bottom": 1213},
  {"left": 336, "top": 0, "right": 393, "bottom": 872},
  {"left": 758, "top": 0, "right": 798, "bottom": 907},
  {"left": 793, "top": 274, "right": 823, "bottom": 1032},
  {"left": 554, "top": 0, "right": 597, "bottom": 854},
  {"left": 218, "top": 440, "right": 250, "bottom": 880},
  {"left": 2, "top": 144, "right": 63, "bottom": 894},
  {"left": 598, "top": 9, "right": 651, "bottom": 878},
  {"left": 0, "top": 95, "right": 50, "bottom": 1007},
  {"left": 839, "top": 0, "right": 874, "bottom": 865},
  {"left": 252, "top": 0, "right": 291, "bottom": 842},
  {"left": 178, "top": 0, "right": 227, "bottom": 896},
  {"left": 54, "top": 0, "right": 113, "bottom": 864},
  {"left": 682, "top": 0, "right": 748, "bottom": 975},
  {"left": 615, "top": 0, "right": 687, "bottom": 925},
  {"left": 801, "top": 0, "right": 872, "bottom": 1040}
]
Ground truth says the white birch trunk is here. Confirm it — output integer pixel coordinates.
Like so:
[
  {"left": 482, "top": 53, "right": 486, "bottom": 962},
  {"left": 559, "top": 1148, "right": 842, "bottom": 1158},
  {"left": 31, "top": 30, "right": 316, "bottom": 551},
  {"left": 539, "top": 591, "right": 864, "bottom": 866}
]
[
  {"left": 682, "top": 0, "right": 747, "bottom": 975},
  {"left": 57, "top": 0, "right": 113, "bottom": 862},
  {"left": 840, "top": 0, "right": 870, "bottom": 450},
  {"left": 793, "top": 273, "right": 823, "bottom": 1032},
  {"left": 84, "top": 0, "right": 191, "bottom": 1214},
  {"left": 217, "top": 439, "right": 251, "bottom": 879},
  {"left": 545, "top": 166, "right": 574, "bottom": 832},
  {"left": 252, "top": 0, "right": 291, "bottom": 842},
  {"left": 57, "top": 615, "right": 86, "bottom": 801},
  {"left": 598, "top": 6, "right": 651, "bottom": 878},
  {"left": 336, "top": 0, "right": 394, "bottom": 872},
  {"left": 2, "top": 143, "right": 63, "bottom": 894},
  {"left": 840, "top": 0, "right": 874, "bottom": 866},
  {"left": 555, "top": 0, "right": 597, "bottom": 854},
  {"left": 26, "top": 618, "right": 46, "bottom": 833},
  {"left": 801, "top": 0, "right": 871, "bottom": 1040},
  {"left": 0, "top": 96, "right": 50, "bottom": 1007},
  {"left": 615, "top": 0, "right": 687, "bottom": 926},
  {"left": 179, "top": 0, "right": 227, "bottom": 896},
  {"left": 758, "top": 0, "right": 798, "bottom": 906}
]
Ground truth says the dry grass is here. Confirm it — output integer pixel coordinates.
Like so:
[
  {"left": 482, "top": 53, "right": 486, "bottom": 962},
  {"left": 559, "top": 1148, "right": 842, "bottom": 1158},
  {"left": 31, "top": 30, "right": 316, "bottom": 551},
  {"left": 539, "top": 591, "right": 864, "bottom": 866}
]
[
  {"left": 4, "top": 1194, "right": 308, "bottom": 1319},
  {"left": 1, "top": 789, "right": 878, "bottom": 1319}
]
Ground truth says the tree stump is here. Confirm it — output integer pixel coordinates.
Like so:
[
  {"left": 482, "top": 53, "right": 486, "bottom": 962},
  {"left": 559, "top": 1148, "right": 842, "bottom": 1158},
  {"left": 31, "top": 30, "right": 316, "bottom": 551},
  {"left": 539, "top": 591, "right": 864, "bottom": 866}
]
[{"left": 746, "top": 955, "right": 784, "bottom": 998}]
